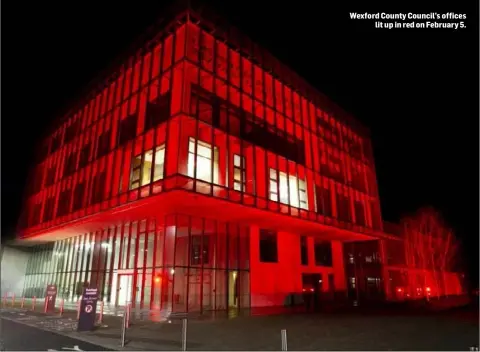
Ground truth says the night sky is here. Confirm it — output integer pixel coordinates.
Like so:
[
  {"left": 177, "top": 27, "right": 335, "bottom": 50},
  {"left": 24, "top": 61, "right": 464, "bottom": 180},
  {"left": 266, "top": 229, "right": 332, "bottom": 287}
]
[{"left": 3, "top": 1, "right": 478, "bottom": 284}]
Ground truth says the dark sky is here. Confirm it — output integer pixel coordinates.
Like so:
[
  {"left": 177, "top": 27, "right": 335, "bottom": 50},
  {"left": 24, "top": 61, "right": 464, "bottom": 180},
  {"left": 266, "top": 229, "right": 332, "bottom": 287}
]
[{"left": 3, "top": 1, "right": 478, "bottom": 283}]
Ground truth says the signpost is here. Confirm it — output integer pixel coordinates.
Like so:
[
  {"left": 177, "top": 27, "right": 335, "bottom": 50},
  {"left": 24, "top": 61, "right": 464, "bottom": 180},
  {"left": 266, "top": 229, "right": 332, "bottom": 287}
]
[
  {"left": 45, "top": 284, "right": 57, "bottom": 313},
  {"left": 77, "top": 287, "right": 98, "bottom": 332}
]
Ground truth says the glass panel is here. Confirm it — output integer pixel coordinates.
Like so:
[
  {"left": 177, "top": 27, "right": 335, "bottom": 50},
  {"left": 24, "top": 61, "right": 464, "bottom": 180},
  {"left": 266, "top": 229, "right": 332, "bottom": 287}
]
[
  {"left": 269, "top": 168, "right": 277, "bottom": 180},
  {"left": 288, "top": 174, "right": 299, "bottom": 207},
  {"left": 197, "top": 141, "right": 211, "bottom": 158},
  {"left": 153, "top": 146, "right": 165, "bottom": 181},
  {"left": 279, "top": 172, "right": 289, "bottom": 204},
  {"left": 142, "top": 150, "right": 153, "bottom": 186}
]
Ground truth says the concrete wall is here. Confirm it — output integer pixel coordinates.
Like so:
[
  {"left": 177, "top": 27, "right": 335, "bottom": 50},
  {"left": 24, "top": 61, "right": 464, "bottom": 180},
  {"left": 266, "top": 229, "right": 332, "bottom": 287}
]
[{"left": 1, "top": 245, "right": 30, "bottom": 297}]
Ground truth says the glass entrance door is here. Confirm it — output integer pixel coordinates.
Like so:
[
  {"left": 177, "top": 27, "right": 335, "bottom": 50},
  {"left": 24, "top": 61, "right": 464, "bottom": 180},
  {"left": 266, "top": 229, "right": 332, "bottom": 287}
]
[
  {"left": 117, "top": 274, "right": 133, "bottom": 306},
  {"left": 228, "top": 271, "right": 239, "bottom": 308}
]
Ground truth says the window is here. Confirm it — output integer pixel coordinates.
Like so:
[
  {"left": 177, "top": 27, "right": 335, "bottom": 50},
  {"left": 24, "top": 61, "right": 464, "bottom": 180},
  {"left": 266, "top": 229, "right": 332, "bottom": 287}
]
[
  {"left": 146, "top": 146, "right": 165, "bottom": 183},
  {"left": 370, "top": 201, "right": 382, "bottom": 230},
  {"left": 190, "top": 84, "right": 306, "bottom": 165},
  {"left": 314, "top": 240, "right": 332, "bottom": 266},
  {"left": 259, "top": 229, "right": 278, "bottom": 263},
  {"left": 348, "top": 253, "right": 355, "bottom": 264},
  {"left": 130, "top": 155, "right": 142, "bottom": 190},
  {"left": 188, "top": 138, "right": 219, "bottom": 183},
  {"left": 298, "top": 179, "right": 308, "bottom": 209},
  {"left": 65, "top": 120, "right": 80, "bottom": 143},
  {"left": 350, "top": 139, "right": 363, "bottom": 160},
  {"left": 129, "top": 145, "right": 166, "bottom": 190},
  {"left": 30, "top": 165, "right": 44, "bottom": 195},
  {"left": 269, "top": 169, "right": 278, "bottom": 202},
  {"left": 190, "top": 89, "right": 214, "bottom": 125},
  {"left": 45, "top": 166, "right": 56, "bottom": 187},
  {"left": 72, "top": 183, "right": 85, "bottom": 211},
  {"left": 90, "top": 172, "right": 106, "bottom": 204},
  {"left": 317, "top": 116, "right": 331, "bottom": 135},
  {"left": 354, "top": 200, "right": 366, "bottom": 227},
  {"left": 96, "top": 130, "right": 111, "bottom": 159},
  {"left": 328, "top": 151, "right": 344, "bottom": 183},
  {"left": 79, "top": 144, "right": 91, "bottom": 169},
  {"left": 50, "top": 134, "right": 62, "bottom": 153},
  {"left": 315, "top": 186, "right": 332, "bottom": 217},
  {"left": 233, "top": 154, "right": 246, "bottom": 191},
  {"left": 366, "top": 277, "right": 381, "bottom": 289},
  {"left": 38, "top": 142, "right": 49, "bottom": 163},
  {"left": 336, "top": 192, "right": 351, "bottom": 223},
  {"left": 63, "top": 152, "right": 77, "bottom": 177},
  {"left": 118, "top": 114, "right": 138, "bottom": 146},
  {"left": 190, "top": 235, "right": 209, "bottom": 265},
  {"left": 351, "top": 165, "right": 366, "bottom": 192},
  {"left": 57, "top": 189, "right": 72, "bottom": 217},
  {"left": 43, "top": 197, "right": 56, "bottom": 222},
  {"left": 300, "top": 236, "right": 308, "bottom": 266},
  {"left": 373, "top": 252, "right": 381, "bottom": 263},
  {"left": 145, "top": 93, "right": 171, "bottom": 131},
  {"left": 268, "top": 168, "right": 308, "bottom": 209},
  {"left": 30, "top": 203, "right": 42, "bottom": 226}
]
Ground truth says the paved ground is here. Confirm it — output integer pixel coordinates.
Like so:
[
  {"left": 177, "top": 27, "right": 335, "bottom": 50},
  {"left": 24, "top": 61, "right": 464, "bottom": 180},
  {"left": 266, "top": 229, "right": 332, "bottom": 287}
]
[
  {"left": 0, "top": 303, "right": 478, "bottom": 351},
  {"left": 0, "top": 318, "right": 112, "bottom": 351}
]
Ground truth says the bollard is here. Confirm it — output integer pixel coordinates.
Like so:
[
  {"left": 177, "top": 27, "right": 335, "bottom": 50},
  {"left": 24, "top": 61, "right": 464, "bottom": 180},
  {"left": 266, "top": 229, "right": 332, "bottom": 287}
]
[
  {"left": 21, "top": 297, "right": 25, "bottom": 309},
  {"left": 181, "top": 318, "right": 188, "bottom": 351},
  {"left": 44, "top": 297, "right": 48, "bottom": 313},
  {"left": 32, "top": 296, "right": 36, "bottom": 311},
  {"left": 120, "top": 308, "right": 127, "bottom": 347},
  {"left": 59, "top": 299, "right": 64, "bottom": 316},
  {"left": 2, "top": 293, "right": 6, "bottom": 307},
  {"left": 98, "top": 301, "right": 104, "bottom": 324},
  {"left": 11, "top": 294, "right": 15, "bottom": 307},
  {"left": 126, "top": 303, "right": 131, "bottom": 328},
  {"left": 281, "top": 329, "right": 288, "bottom": 351},
  {"left": 77, "top": 300, "right": 81, "bottom": 320}
]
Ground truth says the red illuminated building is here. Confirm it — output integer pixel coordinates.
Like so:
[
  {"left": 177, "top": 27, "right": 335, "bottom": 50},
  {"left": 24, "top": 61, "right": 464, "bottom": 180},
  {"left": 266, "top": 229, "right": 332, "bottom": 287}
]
[{"left": 17, "top": 2, "right": 464, "bottom": 312}]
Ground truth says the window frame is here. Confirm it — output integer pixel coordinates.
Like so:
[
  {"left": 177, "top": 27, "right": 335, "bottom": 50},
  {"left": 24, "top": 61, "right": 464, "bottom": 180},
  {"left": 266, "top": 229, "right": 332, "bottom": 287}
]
[{"left": 233, "top": 154, "right": 246, "bottom": 192}]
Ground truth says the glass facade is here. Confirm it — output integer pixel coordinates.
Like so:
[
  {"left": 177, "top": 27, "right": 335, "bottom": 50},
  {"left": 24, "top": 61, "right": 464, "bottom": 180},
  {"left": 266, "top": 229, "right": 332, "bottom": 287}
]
[
  {"left": 21, "top": 19, "right": 382, "bottom": 242},
  {"left": 23, "top": 214, "right": 250, "bottom": 312}
]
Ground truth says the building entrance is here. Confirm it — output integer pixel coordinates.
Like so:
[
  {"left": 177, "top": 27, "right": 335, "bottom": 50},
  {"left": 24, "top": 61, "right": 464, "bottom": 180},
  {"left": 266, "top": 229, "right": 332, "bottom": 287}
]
[
  {"left": 116, "top": 274, "right": 133, "bottom": 306},
  {"left": 302, "top": 273, "right": 322, "bottom": 311},
  {"left": 228, "top": 270, "right": 239, "bottom": 308}
]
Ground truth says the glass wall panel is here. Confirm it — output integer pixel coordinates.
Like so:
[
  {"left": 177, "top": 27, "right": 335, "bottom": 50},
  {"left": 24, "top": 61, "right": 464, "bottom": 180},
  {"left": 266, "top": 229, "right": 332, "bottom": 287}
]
[{"left": 22, "top": 214, "right": 250, "bottom": 312}]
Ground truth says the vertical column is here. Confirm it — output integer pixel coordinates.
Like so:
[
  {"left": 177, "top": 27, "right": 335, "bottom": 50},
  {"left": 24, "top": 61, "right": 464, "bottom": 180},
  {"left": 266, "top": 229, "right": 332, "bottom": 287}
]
[{"left": 378, "top": 239, "right": 391, "bottom": 300}]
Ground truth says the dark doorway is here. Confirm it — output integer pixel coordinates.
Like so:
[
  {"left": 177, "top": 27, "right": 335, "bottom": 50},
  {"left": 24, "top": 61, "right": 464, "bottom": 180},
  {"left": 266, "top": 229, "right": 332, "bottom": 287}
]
[
  {"left": 328, "top": 273, "right": 335, "bottom": 298},
  {"left": 302, "top": 273, "right": 322, "bottom": 311}
]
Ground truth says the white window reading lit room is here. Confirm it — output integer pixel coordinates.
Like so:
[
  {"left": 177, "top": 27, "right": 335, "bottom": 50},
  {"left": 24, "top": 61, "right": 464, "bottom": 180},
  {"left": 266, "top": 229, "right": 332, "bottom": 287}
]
[
  {"left": 129, "top": 145, "right": 165, "bottom": 190},
  {"left": 188, "top": 137, "right": 219, "bottom": 184},
  {"left": 269, "top": 168, "right": 308, "bottom": 209},
  {"left": 233, "top": 154, "right": 246, "bottom": 191}
]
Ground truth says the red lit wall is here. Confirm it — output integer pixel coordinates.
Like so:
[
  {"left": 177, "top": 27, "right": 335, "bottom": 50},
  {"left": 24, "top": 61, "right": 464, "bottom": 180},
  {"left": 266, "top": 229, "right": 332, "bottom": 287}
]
[{"left": 249, "top": 226, "right": 346, "bottom": 307}]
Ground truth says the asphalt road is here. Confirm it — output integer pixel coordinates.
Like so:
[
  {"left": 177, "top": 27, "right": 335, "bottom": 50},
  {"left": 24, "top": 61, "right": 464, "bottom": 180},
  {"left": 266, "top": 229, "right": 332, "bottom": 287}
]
[{"left": 0, "top": 318, "right": 112, "bottom": 351}]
